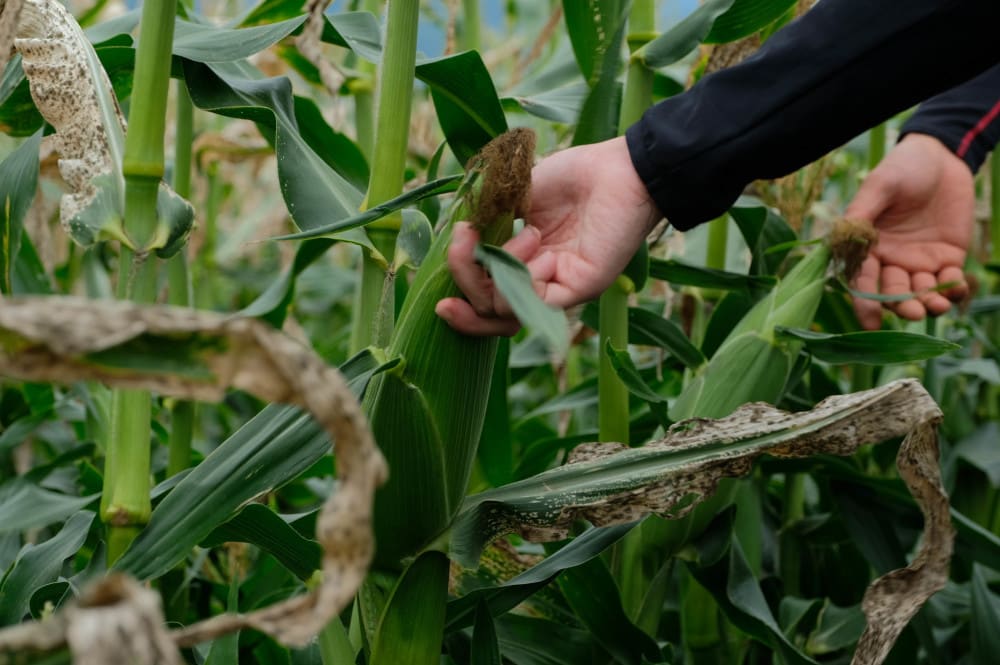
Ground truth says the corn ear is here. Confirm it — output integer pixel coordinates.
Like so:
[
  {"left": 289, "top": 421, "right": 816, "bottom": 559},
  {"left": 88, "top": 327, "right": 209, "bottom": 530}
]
[
  {"left": 363, "top": 129, "right": 535, "bottom": 568},
  {"left": 671, "top": 242, "right": 832, "bottom": 420}
]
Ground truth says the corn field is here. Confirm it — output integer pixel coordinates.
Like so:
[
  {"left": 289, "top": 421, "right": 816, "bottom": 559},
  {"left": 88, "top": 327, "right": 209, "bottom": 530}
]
[{"left": 0, "top": 0, "right": 998, "bottom": 663}]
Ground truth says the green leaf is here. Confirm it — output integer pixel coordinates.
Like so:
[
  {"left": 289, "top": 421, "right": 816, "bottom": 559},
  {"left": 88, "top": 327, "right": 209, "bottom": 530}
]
[
  {"left": 474, "top": 244, "right": 569, "bottom": 359},
  {"left": 570, "top": 2, "right": 628, "bottom": 145},
  {"left": 556, "top": 554, "right": 662, "bottom": 665},
  {"left": 971, "top": 565, "right": 1000, "bottom": 663},
  {"left": 416, "top": 51, "right": 508, "bottom": 165},
  {"left": 502, "top": 82, "right": 590, "bottom": 124},
  {"left": 688, "top": 519, "right": 818, "bottom": 665},
  {"left": 370, "top": 551, "right": 449, "bottom": 665},
  {"left": 270, "top": 175, "right": 461, "bottom": 242},
  {"left": 0, "top": 511, "right": 95, "bottom": 625},
  {"left": 182, "top": 60, "right": 365, "bottom": 244},
  {"left": 804, "top": 601, "right": 865, "bottom": 656},
  {"left": 635, "top": 0, "right": 738, "bottom": 68},
  {"left": 0, "top": 58, "right": 44, "bottom": 137},
  {"left": 201, "top": 503, "right": 322, "bottom": 581},
  {"left": 239, "top": 238, "right": 336, "bottom": 326},
  {"left": 113, "top": 352, "right": 386, "bottom": 580},
  {"left": 447, "top": 523, "right": 636, "bottom": 626},
  {"left": 626, "top": 307, "right": 706, "bottom": 369},
  {"left": 0, "top": 132, "right": 41, "bottom": 295},
  {"left": 0, "top": 482, "right": 98, "bottom": 535},
  {"left": 774, "top": 328, "right": 960, "bottom": 365},
  {"left": 293, "top": 95, "right": 370, "bottom": 191},
  {"left": 704, "top": 0, "right": 799, "bottom": 43},
  {"left": 471, "top": 601, "right": 502, "bottom": 665},
  {"left": 495, "top": 614, "right": 598, "bottom": 665},
  {"left": 562, "top": 0, "right": 628, "bottom": 84},
  {"left": 172, "top": 16, "right": 306, "bottom": 63},
  {"left": 477, "top": 338, "right": 514, "bottom": 488},
  {"left": 323, "top": 12, "right": 384, "bottom": 63},
  {"left": 605, "top": 341, "right": 670, "bottom": 427},
  {"left": 394, "top": 209, "right": 434, "bottom": 270},
  {"left": 648, "top": 258, "right": 775, "bottom": 293},
  {"left": 729, "top": 199, "right": 796, "bottom": 275}
]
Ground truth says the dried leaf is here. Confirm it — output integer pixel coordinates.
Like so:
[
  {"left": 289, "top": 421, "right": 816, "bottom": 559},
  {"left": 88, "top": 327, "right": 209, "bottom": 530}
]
[
  {"left": 13, "top": 0, "right": 193, "bottom": 256},
  {"left": 0, "top": 296, "right": 388, "bottom": 649},
  {"left": 0, "top": 575, "right": 181, "bottom": 665},
  {"left": 0, "top": 0, "right": 24, "bottom": 73},
  {"left": 454, "top": 379, "right": 951, "bottom": 665},
  {"left": 296, "top": 0, "right": 346, "bottom": 96}
]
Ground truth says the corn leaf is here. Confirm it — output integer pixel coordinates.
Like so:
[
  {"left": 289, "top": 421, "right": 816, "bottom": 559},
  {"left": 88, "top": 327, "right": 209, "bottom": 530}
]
[
  {"left": 0, "top": 481, "right": 97, "bottom": 534},
  {"left": 370, "top": 552, "right": 449, "bottom": 665},
  {"left": 14, "top": 0, "right": 193, "bottom": 256},
  {"left": 686, "top": 512, "right": 817, "bottom": 665},
  {"left": 704, "top": 0, "right": 799, "bottom": 44},
  {"left": 971, "top": 565, "right": 1000, "bottom": 663},
  {"left": 200, "top": 504, "right": 322, "bottom": 582},
  {"left": 730, "top": 199, "right": 797, "bottom": 275},
  {"left": 556, "top": 554, "right": 664, "bottom": 665},
  {"left": 418, "top": 51, "right": 508, "bottom": 164},
  {"left": 649, "top": 258, "right": 776, "bottom": 293},
  {"left": 446, "top": 523, "right": 636, "bottom": 631},
  {"left": 471, "top": 601, "right": 502, "bottom": 665},
  {"left": 172, "top": 15, "right": 305, "bottom": 63},
  {"left": 775, "top": 328, "right": 960, "bottom": 365},
  {"left": 0, "top": 131, "right": 42, "bottom": 295},
  {"left": 0, "top": 511, "right": 94, "bottom": 626},
  {"left": 626, "top": 307, "right": 707, "bottom": 369},
  {"left": 635, "top": 0, "right": 737, "bottom": 68},
  {"left": 605, "top": 341, "right": 670, "bottom": 427},
  {"left": 475, "top": 244, "right": 569, "bottom": 359}
]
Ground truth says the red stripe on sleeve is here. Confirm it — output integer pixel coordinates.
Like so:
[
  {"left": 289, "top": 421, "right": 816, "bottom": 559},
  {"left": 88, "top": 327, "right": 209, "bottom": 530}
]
[{"left": 956, "top": 97, "right": 1000, "bottom": 158}]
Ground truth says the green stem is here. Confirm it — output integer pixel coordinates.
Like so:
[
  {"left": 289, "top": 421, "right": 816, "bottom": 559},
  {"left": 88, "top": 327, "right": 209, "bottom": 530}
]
[
  {"left": 460, "top": 0, "right": 481, "bottom": 52},
  {"left": 780, "top": 473, "right": 806, "bottom": 596},
  {"left": 598, "top": 278, "right": 631, "bottom": 445},
  {"left": 103, "top": 0, "right": 178, "bottom": 564},
  {"left": 166, "top": 80, "right": 195, "bottom": 478},
  {"left": 350, "top": 0, "right": 419, "bottom": 353},
  {"left": 705, "top": 214, "right": 729, "bottom": 271}
]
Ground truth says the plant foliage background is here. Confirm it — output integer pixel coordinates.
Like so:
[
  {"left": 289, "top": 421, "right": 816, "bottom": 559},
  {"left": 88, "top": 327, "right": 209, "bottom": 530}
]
[{"left": 1, "top": 0, "right": 1000, "bottom": 663}]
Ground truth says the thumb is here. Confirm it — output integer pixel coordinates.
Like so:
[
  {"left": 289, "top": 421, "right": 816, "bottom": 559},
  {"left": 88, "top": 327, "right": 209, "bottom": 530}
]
[{"left": 844, "top": 170, "right": 897, "bottom": 224}]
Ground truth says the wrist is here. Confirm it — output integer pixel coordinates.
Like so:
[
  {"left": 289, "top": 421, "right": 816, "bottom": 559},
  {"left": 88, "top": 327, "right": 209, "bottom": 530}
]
[{"left": 602, "top": 135, "right": 663, "bottom": 234}]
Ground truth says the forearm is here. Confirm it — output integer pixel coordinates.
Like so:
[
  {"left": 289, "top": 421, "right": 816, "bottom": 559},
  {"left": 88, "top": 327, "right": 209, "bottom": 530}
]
[
  {"left": 626, "top": 0, "right": 1000, "bottom": 230},
  {"left": 901, "top": 64, "right": 1000, "bottom": 174}
]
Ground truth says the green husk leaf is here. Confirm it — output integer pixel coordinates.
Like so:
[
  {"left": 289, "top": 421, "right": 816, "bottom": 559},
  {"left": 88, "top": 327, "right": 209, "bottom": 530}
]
[{"left": 774, "top": 328, "right": 960, "bottom": 365}]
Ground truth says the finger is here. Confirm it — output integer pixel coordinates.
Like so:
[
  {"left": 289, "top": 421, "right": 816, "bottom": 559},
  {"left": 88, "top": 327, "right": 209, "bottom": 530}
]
[
  {"left": 448, "top": 223, "right": 496, "bottom": 316},
  {"left": 435, "top": 297, "right": 521, "bottom": 337},
  {"left": 912, "top": 270, "right": 951, "bottom": 316},
  {"left": 937, "top": 266, "right": 969, "bottom": 302},
  {"left": 503, "top": 225, "right": 542, "bottom": 262},
  {"left": 881, "top": 265, "right": 926, "bottom": 321},
  {"left": 852, "top": 255, "right": 883, "bottom": 330}
]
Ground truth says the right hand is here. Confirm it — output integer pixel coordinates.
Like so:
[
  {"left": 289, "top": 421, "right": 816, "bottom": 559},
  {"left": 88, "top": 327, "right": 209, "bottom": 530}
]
[
  {"left": 847, "top": 133, "right": 974, "bottom": 330},
  {"left": 435, "top": 135, "right": 662, "bottom": 336}
]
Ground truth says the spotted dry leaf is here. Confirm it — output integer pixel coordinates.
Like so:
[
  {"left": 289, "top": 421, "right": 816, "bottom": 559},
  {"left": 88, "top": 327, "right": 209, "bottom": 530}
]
[
  {"left": 13, "top": 0, "right": 193, "bottom": 256},
  {"left": 0, "top": 296, "right": 388, "bottom": 650},
  {"left": 453, "top": 379, "right": 950, "bottom": 665}
]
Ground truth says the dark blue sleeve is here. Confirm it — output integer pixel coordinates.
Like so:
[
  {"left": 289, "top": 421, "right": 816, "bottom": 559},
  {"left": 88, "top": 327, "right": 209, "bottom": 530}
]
[
  {"left": 625, "top": 0, "right": 1000, "bottom": 230},
  {"left": 901, "top": 64, "right": 1000, "bottom": 174}
]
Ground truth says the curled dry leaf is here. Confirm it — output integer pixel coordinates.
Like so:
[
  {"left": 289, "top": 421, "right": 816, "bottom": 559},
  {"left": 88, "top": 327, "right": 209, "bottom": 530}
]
[
  {"left": 0, "top": 296, "right": 388, "bottom": 650},
  {"left": 454, "top": 379, "right": 951, "bottom": 665},
  {"left": 13, "top": 0, "right": 193, "bottom": 256},
  {"left": 0, "top": 575, "right": 182, "bottom": 665}
]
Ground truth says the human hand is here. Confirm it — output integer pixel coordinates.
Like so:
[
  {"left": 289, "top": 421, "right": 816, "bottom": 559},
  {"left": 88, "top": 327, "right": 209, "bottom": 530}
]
[
  {"left": 847, "top": 133, "right": 974, "bottom": 330},
  {"left": 435, "top": 135, "right": 661, "bottom": 336}
]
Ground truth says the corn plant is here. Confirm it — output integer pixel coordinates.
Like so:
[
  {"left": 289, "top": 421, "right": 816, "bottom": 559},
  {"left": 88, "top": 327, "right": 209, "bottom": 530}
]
[{"left": 1, "top": 1, "right": 1000, "bottom": 664}]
